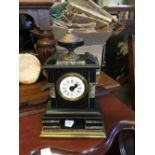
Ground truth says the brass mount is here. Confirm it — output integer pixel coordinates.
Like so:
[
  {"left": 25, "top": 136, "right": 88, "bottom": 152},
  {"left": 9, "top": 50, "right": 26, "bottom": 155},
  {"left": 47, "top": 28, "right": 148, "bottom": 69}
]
[{"left": 58, "top": 29, "right": 84, "bottom": 61}]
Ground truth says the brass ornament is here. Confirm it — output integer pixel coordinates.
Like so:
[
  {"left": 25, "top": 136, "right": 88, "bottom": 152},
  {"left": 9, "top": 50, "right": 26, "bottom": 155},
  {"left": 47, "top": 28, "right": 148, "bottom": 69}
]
[
  {"left": 59, "top": 29, "right": 79, "bottom": 43},
  {"left": 58, "top": 29, "right": 84, "bottom": 61}
]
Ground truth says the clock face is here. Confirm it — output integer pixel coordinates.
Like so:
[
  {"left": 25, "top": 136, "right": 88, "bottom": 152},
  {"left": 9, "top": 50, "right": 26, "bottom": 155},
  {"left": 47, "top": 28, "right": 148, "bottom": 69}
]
[{"left": 56, "top": 73, "right": 88, "bottom": 101}]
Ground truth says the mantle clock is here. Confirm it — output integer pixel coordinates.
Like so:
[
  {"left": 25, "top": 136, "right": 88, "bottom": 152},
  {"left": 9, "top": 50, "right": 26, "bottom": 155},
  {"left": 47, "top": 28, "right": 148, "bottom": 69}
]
[{"left": 40, "top": 30, "right": 106, "bottom": 138}]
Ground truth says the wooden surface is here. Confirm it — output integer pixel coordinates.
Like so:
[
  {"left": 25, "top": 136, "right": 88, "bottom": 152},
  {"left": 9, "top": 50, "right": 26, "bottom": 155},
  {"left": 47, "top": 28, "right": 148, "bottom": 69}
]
[
  {"left": 96, "top": 71, "right": 120, "bottom": 91},
  {"left": 19, "top": 80, "right": 49, "bottom": 117},
  {"left": 20, "top": 88, "right": 134, "bottom": 155},
  {"left": 19, "top": 0, "right": 56, "bottom": 6},
  {"left": 19, "top": 80, "right": 49, "bottom": 107}
]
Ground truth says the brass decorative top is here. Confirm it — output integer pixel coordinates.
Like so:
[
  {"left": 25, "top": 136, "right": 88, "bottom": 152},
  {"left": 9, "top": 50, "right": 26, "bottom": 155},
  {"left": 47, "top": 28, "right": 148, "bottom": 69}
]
[
  {"left": 57, "top": 29, "right": 84, "bottom": 61},
  {"left": 59, "top": 29, "right": 82, "bottom": 44}
]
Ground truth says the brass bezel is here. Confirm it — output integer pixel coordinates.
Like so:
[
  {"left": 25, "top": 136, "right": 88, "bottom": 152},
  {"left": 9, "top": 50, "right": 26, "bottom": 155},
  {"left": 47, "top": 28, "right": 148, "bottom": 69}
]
[{"left": 56, "top": 72, "right": 89, "bottom": 101}]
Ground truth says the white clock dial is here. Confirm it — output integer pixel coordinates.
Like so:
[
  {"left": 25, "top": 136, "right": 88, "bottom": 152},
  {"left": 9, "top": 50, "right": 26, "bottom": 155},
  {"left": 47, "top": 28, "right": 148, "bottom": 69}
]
[{"left": 57, "top": 73, "right": 88, "bottom": 101}]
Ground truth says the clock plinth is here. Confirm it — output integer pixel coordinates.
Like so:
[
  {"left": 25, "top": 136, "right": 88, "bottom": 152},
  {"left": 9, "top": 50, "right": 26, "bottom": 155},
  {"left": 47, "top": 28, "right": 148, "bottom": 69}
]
[
  {"left": 40, "top": 100, "right": 106, "bottom": 138},
  {"left": 40, "top": 32, "right": 106, "bottom": 138}
]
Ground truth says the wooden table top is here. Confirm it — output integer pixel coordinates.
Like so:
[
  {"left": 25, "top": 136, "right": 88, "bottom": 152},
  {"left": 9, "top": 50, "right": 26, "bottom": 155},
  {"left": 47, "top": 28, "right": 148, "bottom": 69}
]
[
  {"left": 19, "top": 0, "right": 56, "bottom": 6},
  {"left": 96, "top": 72, "right": 120, "bottom": 91},
  {"left": 20, "top": 89, "right": 134, "bottom": 155}
]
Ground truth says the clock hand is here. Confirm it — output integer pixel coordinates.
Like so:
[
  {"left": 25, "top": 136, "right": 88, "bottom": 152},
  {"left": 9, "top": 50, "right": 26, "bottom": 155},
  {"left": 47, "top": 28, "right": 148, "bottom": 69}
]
[
  {"left": 69, "top": 86, "right": 75, "bottom": 91},
  {"left": 69, "top": 83, "right": 80, "bottom": 91},
  {"left": 74, "top": 83, "right": 80, "bottom": 88}
]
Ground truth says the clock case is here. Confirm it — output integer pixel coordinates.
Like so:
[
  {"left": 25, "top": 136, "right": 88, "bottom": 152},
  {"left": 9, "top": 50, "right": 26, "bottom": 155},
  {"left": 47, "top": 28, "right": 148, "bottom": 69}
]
[
  {"left": 44, "top": 52, "right": 98, "bottom": 109},
  {"left": 40, "top": 33, "right": 106, "bottom": 138}
]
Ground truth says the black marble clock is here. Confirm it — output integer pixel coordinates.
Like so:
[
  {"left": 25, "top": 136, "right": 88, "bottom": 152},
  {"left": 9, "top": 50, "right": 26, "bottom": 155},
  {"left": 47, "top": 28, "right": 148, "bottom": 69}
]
[{"left": 40, "top": 31, "right": 106, "bottom": 138}]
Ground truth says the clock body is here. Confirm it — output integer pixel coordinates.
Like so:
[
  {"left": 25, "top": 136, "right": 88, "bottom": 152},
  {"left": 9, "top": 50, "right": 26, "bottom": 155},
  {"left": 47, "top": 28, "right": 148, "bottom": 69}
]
[
  {"left": 41, "top": 50, "right": 106, "bottom": 138},
  {"left": 44, "top": 52, "right": 99, "bottom": 109},
  {"left": 40, "top": 32, "right": 106, "bottom": 138}
]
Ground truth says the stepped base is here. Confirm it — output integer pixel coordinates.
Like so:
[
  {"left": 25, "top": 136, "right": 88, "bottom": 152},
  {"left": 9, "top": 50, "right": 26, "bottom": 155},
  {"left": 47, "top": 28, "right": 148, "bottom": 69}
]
[{"left": 40, "top": 100, "right": 106, "bottom": 138}]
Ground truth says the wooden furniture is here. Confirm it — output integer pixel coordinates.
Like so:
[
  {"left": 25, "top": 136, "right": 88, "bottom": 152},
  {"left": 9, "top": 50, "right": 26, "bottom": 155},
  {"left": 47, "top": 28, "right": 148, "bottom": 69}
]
[
  {"left": 20, "top": 87, "right": 134, "bottom": 155},
  {"left": 96, "top": 71, "right": 120, "bottom": 91},
  {"left": 19, "top": 80, "right": 49, "bottom": 117},
  {"left": 128, "top": 35, "right": 135, "bottom": 110},
  {"left": 19, "top": 0, "right": 55, "bottom": 6}
]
